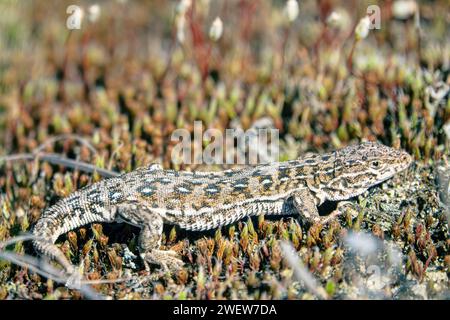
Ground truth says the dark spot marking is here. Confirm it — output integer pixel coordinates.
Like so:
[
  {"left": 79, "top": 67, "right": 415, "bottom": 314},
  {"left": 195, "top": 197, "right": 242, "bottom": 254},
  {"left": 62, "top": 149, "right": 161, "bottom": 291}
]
[
  {"left": 201, "top": 201, "right": 211, "bottom": 209},
  {"left": 345, "top": 160, "right": 355, "bottom": 166},
  {"left": 224, "top": 170, "right": 234, "bottom": 177},
  {"left": 175, "top": 183, "right": 193, "bottom": 194},
  {"left": 165, "top": 211, "right": 177, "bottom": 218},
  {"left": 190, "top": 179, "right": 204, "bottom": 185},
  {"left": 278, "top": 169, "right": 290, "bottom": 181},
  {"left": 154, "top": 178, "right": 171, "bottom": 185},
  {"left": 259, "top": 175, "right": 273, "bottom": 190},
  {"left": 205, "top": 184, "right": 221, "bottom": 195},
  {"left": 233, "top": 178, "right": 248, "bottom": 190},
  {"left": 88, "top": 190, "right": 101, "bottom": 201},
  {"left": 90, "top": 205, "right": 101, "bottom": 215},
  {"left": 166, "top": 170, "right": 179, "bottom": 177},
  {"left": 317, "top": 200, "right": 338, "bottom": 217},
  {"left": 252, "top": 170, "right": 261, "bottom": 177}
]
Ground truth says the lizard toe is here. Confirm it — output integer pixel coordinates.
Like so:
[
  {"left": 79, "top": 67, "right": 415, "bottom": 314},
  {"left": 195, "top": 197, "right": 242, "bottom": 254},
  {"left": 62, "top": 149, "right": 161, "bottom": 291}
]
[
  {"left": 144, "top": 249, "right": 184, "bottom": 272},
  {"left": 164, "top": 250, "right": 180, "bottom": 257}
]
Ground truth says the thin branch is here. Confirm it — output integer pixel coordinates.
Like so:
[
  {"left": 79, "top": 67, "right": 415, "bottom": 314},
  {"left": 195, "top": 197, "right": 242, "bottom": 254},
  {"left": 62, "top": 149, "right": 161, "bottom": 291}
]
[
  {"left": 34, "top": 134, "right": 98, "bottom": 155},
  {"left": 0, "top": 134, "right": 119, "bottom": 178},
  {"left": 0, "top": 234, "right": 133, "bottom": 299},
  {"left": 280, "top": 241, "right": 329, "bottom": 300},
  {"left": 0, "top": 152, "right": 119, "bottom": 178}
]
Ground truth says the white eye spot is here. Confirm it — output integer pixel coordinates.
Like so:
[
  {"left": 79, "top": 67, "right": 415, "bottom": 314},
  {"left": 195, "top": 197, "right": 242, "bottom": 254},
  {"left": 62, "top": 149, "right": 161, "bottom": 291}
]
[
  {"left": 148, "top": 164, "right": 163, "bottom": 171},
  {"left": 141, "top": 187, "right": 154, "bottom": 194},
  {"left": 177, "top": 187, "right": 191, "bottom": 193},
  {"left": 280, "top": 177, "right": 289, "bottom": 182},
  {"left": 111, "top": 192, "right": 122, "bottom": 200},
  {"left": 234, "top": 184, "right": 247, "bottom": 188},
  {"left": 206, "top": 188, "right": 218, "bottom": 193},
  {"left": 262, "top": 179, "right": 272, "bottom": 185}
]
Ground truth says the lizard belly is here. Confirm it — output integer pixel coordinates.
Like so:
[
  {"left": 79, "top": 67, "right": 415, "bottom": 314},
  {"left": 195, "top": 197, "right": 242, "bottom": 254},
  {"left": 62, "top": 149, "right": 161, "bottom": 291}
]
[{"left": 166, "top": 198, "right": 294, "bottom": 231}]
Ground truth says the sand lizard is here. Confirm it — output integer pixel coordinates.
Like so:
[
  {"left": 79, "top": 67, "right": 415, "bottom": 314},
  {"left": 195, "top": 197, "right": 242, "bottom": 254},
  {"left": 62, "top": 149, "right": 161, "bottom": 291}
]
[{"left": 32, "top": 141, "right": 412, "bottom": 274}]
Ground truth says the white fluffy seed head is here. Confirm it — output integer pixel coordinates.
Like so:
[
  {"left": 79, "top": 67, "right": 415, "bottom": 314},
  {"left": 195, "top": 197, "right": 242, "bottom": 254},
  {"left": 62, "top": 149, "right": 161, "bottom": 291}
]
[
  {"left": 209, "top": 17, "right": 223, "bottom": 42},
  {"left": 284, "top": 0, "right": 299, "bottom": 22},
  {"left": 355, "top": 16, "right": 371, "bottom": 40},
  {"left": 392, "top": 0, "right": 417, "bottom": 20},
  {"left": 88, "top": 4, "right": 101, "bottom": 23},
  {"left": 176, "top": 0, "right": 192, "bottom": 15}
]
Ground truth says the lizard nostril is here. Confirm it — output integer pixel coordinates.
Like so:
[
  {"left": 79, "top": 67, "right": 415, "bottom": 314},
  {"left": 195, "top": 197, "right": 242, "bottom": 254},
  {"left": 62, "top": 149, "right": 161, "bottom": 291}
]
[{"left": 400, "top": 153, "right": 412, "bottom": 166}]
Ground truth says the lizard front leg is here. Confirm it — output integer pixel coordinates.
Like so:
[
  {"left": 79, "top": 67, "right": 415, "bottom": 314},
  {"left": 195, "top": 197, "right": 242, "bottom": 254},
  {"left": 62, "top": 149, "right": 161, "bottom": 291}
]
[
  {"left": 292, "top": 189, "right": 321, "bottom": 223},
  {"left": 117, "top": 205, "right": 183, "bottom": 272},
  {"left": 292, "top": 190, "right": 343, "bottom": 224},
  {"left": 138, "top": 215, "right": 184, "bottom": 272}
]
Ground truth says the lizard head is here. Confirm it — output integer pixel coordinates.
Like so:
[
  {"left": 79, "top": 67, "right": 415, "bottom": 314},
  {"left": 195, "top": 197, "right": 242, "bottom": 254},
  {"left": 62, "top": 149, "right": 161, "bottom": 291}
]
[{"left": 321, "top": 141, "right": 412, "bottom": 201}]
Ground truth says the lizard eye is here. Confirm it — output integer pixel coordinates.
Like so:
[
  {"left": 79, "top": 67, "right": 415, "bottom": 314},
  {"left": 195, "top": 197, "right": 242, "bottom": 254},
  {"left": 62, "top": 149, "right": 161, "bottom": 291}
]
[{"left": 371, "top": 161, "right": 380, "bottom": 168}]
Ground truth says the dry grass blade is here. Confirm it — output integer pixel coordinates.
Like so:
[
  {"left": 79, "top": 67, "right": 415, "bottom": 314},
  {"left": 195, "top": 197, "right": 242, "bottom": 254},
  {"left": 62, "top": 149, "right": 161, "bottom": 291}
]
[
  {"left": 0, "top": 234, "right": 132, "bottom": 299},
  {"left": 38, "top": 153, "right": 119, "bottom": 178},
  {"left": 280, "top": 240, "right": 328, "bottom": 300},
  {"left": 0, "top": 153, "right": 119, "bottom": 178},
  {"left": 0, "top": 134, "right": 119, "bottom": 178},
  {"left": 33, "top": 134, "right": 98, "bottom": 155},
  {"left": 0, "top": 251, "right": 105, "bottom": 300},
  {"left": 0, "top": 234, "right": 39, "bottom": 249}
]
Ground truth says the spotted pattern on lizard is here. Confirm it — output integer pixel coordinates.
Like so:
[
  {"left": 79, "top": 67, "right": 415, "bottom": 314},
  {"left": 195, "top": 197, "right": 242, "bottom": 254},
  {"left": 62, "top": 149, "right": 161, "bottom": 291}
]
[{"left": 32, "top": 141, "right": 412, "bottom": 274}]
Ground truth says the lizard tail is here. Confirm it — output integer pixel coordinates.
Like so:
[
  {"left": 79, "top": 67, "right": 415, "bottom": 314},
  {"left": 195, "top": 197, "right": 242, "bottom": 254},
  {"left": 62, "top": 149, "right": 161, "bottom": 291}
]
[
  {"left": 32, "top": 203, "right": 78, "bottom": 274},
  {"left": 32, "top": 186, "right": 114, "bottom": 274}
]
